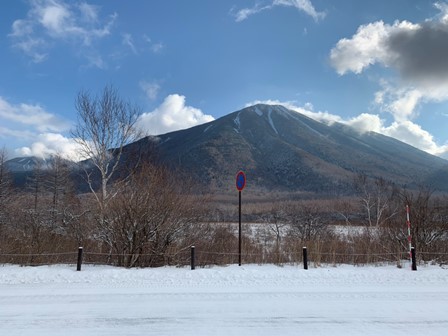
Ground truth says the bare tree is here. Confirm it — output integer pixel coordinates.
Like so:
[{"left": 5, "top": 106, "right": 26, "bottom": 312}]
[
  {"left": 0, "top": 148, "right": 12, "bottom": 232},
  {"left": 401, "top": 188, "right": 447, "bottom": 255},
  {"left": 43, "top": 155, "right": 73, "bottom": 225},
  {"left": 354, "top": 175, "right": 398, "bottom": 228},
  {"left": 289, "top": 204, "right": 330, "bottom": 242},
  {"left": 26, "top": 159, "right": 45, "bottom": 212},
  {"left": 71, "top": 85, "right": 142, "bottom": 214},
  {"left": 259, "top": 204, "right": 289, "bottom": 262},
  {"left": 105, "top": 163, "right": 205, "bottom": 267}
]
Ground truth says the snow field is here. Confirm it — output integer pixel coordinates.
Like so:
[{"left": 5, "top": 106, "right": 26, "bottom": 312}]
[{"left": 0, "top": 264, "right": 447, "bottom": 335}]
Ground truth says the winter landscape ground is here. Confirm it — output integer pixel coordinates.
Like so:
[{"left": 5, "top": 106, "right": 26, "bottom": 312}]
[{"left": 1, "top": 263, "right": 447, "bottom": 335}]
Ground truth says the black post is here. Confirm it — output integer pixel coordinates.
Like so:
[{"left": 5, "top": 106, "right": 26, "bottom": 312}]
[
  {"left": 303, "top": 247, "right": 308, "bottom": 270},
  {"left": 411, "top": 247, "right": 417, "bottom": 271},
  {"left": 77, "top": 247, "right": 83, "bottom": 271},
  {"left": 191, "top": 246, "right": 195, "bottom": 270},
  {"left": 238, "top": 190, "right": 242, "bottom": 266}
]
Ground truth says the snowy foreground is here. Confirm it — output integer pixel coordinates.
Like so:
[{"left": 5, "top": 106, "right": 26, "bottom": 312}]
[{"left": 1, "top": 263, "right": 448, "bottom": 336}]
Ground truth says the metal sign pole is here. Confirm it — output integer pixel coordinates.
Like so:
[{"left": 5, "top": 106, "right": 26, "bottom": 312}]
[
  {"left": 236, "top": 171, "right": 246, "bottom": 267},
  {"left": 239, "top": 190, "right": 242, "bottom": 266}
]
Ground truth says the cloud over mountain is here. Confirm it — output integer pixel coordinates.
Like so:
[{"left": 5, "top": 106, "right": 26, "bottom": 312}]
[
  {"left": 16, "top": 133, "right": 83, "bottom": 161},
  {"left": 137, "top": 94, "right": 214, "bottom": 136}
]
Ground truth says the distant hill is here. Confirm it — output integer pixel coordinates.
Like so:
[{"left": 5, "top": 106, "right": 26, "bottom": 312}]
[
  {"left": 6, "top": 104, "right": 448, "bottom": 195},
  {"left": 5, "top": 156, "right": 52, "bottom": 173},
  {"left": 5, "top": 156, "right": 54, "bottom": 187}
]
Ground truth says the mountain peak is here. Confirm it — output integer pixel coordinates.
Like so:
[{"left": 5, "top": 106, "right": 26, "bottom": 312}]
[
  {"left": 143, "top": 104, "right": 448, "bottom": 194},
  {"left": 239, "top": 103, "right": 290, "bottom": 117}
]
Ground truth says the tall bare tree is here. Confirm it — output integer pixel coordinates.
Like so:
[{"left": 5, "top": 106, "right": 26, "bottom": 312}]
[
  {"left": 43, "top": 155, "right": 72, "bottom": 223},
  {"left": 71, "top": 85, "right": 142, "bottom": 214},
  {"left": 0, "top": 147, "right": 12, "bottom": 228},
  {"left": 26, "top": 159, "right": 45, "bottom": 212}
]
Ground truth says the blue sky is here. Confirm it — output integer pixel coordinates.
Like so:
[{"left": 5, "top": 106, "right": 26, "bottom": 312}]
[{"left": 1, "top": 0, "right": 448, "bottom": 160}]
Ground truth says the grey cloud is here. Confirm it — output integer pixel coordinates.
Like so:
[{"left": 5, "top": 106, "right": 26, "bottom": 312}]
[{"left": 386, "top": 22, "right": 448, "bottom": 86}]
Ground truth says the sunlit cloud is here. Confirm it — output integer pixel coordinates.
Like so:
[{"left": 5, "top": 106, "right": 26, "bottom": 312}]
[
  {"left": 16, "top": 133, "right": 86, "bottom": 161},
  {"left": 137, "top": 94, "right": 214, "bottom": 135}
]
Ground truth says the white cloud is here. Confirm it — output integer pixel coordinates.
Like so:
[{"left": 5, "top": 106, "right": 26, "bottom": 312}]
[
  {"left": 375, "top": 85, "right": 423, "bottom": 121},
  {"left": 122, "top": 33, "right": 137, "bottom": 54},
  {"left": 345, "top": 113, "right": 384, "bottom": 133},
  {"left": 9, "top": 0, "right": 116, "bottom": 65},
  {"left": 84, "top": 53, "right": 106, "bottom": 69},
  {"left": 330, "top": 21, "right": 392, "bottom": 75},
  {"left": 36, "top": 0, "right": 71, "bottom": 36},
  {"left": 78, "top": 3, "right": 98, "bottom": 23},
  {"left": 233, "top": 4, "right": 272, "bottom": 22},
  {"left": 10, "top": 19, "right": 33, "bottom": 37},
  {"left": 303, "top": 102, "right": 314, "bottom": 110},
  {"left": 0, "top": 96, "right": 70, "bottom": 132},
  {"left": 0, "top": 126, "right": 35, "bottom": 140},
  {"left": 150, "top": 42, "right": 164, "bottom": 54},
  {"left": 233, "top": 0, "right": 325, "bottom": 22},
  {"left": 143, "top": 35, "right": 165, "bottom": 54},
  {"left": 16, "top": 133, "right": 85, "bottom": 161},
  {"left": 246, "top": 99, "right": 343, "bottom": 124},
  {"left": 273, "top": 0, "right": 326, "bottom": 21},
  {"left": 140, "top": 81, "right": 160, "bottom": 101},
  {"left": 137, "top": 94, "right": 214, "bottom": 135},
  {"left": 0, "top": 96, "right": 79, "bottom": 160},
  {"left": 13, "top": 37, "right": 48, "bottom": 63},
  {"left": 382, "top": 121, "right": 448, "bottom": 158},
  {"left": 2, "top": 94, "right": 215, "bottom": 161}
]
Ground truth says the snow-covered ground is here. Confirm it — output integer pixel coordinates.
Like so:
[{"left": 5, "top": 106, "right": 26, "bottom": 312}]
[{"left": 1, "top": 263, "right": 447, "bottom": 335}]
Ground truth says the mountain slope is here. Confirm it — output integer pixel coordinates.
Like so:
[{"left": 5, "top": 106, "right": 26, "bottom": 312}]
[{"left": 129, "top": 104, "right": 448, "bottom": 194}]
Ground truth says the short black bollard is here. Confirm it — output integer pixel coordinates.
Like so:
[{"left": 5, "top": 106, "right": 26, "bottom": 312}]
[
  {"left": 77, "top": 247, "right": 83, "bottom": 271},
  {"left": 190, "top": 246, "right": 195, "bottom": 270},
  {"left": 303, "top": 247, "right": 308, "bottom": 270},
  {"left": 411, "top": 247, "right": 417, "bottom": 271}
]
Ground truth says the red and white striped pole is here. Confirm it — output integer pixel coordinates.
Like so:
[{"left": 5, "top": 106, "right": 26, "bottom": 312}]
[{"left": 406, "top": 205, "right": 412, "bottom": 264}]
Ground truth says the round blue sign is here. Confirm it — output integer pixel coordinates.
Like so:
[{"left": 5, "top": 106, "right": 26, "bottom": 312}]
[{"left": 236, "top": 171, "right": 246, "bottom": 191}]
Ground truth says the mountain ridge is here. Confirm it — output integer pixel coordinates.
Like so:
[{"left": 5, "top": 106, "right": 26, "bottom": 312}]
[{"left": 129, "top": 104, "right": 448, "bottom": 194}]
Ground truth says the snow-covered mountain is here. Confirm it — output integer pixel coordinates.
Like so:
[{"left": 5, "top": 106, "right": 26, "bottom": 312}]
[
  {"left": 129, "top": 104, "right": 448, "bottom": 194},
  {"left": 5, "top": 156, "right": 52, "bottom": 172}
]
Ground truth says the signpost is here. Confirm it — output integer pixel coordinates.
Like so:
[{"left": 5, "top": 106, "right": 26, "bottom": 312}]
[{"left": 236, "top": 171, "right": 246, "bottom": 266}]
